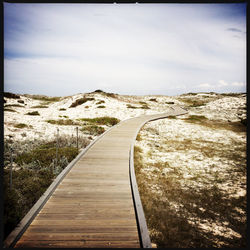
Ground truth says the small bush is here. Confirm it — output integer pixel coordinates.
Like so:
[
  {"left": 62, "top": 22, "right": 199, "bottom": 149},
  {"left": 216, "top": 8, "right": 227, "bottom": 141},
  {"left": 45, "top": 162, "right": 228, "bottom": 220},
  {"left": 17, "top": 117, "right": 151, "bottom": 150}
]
[
  {"left": 31, "top": 105, "right": 48, "bottom": 108},
  {"left": 17, "top": 100, "right": 24, "bottom": 104},
  {"left": 79, "top": 116, "right": 120, "bottom": 126},
  {"left": 59, "top": 108, "right": 66, "bottom": 111},
  {"left": 184, "top": 115, "right": 207, "bottom": 122},
  {"left": 166, "top": 101, "right": 175, "bottom": 104},
  {"left": 81, "top": 125, "right": 105, "bottom": 135},
  {"left": 46, "top": 119, "right": 79, "bottom": 126},
  {"left": 97, "top": 105, "right": 106, "bottom": 108},
  {"left": 14, "top": 123, "right": 29, "bottom": 129},
  {"left": 4, "top": 92, "right": 20, "bottom": 99},
  {"left": 26, "top": 95, "right": 60, "bottom": 102},
  {"left": 5, "top": 104, "right": 24, "bottom": 108},
  {"left": 127, "top": 104, "right": 138, "bottom": 109},
  {"left": 26, "top": 111, "right": 40, "bottom": 116},
  {"left": 149, "top": 98, "right": 157, "bottom": 102},
  {"left": 96, "top": 100, "right": 105, "bottom": 105},
  {"left": 140, "top": 104, "right": 150, "bottom": 109},
  {"left": 70, "top": 97, "right": 95, "bottom": 108},
  {"left": 94, "top": 89, "right": 104, "bottom": 93},
  {"left": 168, "top": 116, "right": 177, "bottom": 119},
  {"left": 4, "top": 108, "right": 17, "bottom": 112}
]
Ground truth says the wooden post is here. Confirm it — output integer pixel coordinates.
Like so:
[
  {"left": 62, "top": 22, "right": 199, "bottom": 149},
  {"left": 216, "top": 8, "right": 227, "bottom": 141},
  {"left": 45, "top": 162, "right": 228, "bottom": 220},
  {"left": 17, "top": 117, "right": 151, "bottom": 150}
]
[
  {"left": 10, "top": 147, "right": 13, "bottom": 190},
  {"left": 55, "top": 128, "right": 59, "bottom": 172},
  {"left": 76, "top": 127, "right": 79, "bottom": 152}
]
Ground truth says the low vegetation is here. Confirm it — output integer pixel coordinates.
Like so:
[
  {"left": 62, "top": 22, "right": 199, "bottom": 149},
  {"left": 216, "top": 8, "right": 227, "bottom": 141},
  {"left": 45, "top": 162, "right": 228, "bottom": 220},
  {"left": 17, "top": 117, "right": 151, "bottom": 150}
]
[
  {"left": 4, "top": 135, "right": 90, "bottom": 239},
  {"left": 78, "top": 116, "right": 120, "bottom": 126},
  {"left": 4, "top": 108, "right": 17, "bottom": 112},
  {"left": 149, "top": 98, "right": 157, "bottom": 102},
  {"left": 97, "top": 105, "right": 106, "bottom": 108},
  {"left": 168, "top": 116, "right": 177, "bottom": 119},
  {"left": 59, "top": 108, "right": 66, "bottom": 111},
  {"left": 134, "top": 138, "right": 246, "bottom": 247},
  {"left": 25, "top": 94, "right": 61, "bottom": 102},
  {"left": 46, "top": 119, "right": 80, "bottom": 126},
  {"left": 80, "top": 125, "right": 105, "bottom": 135},
  {"left": 96, "top": 100, "right": 105, "bottom": 105},
  {"left": 4, "top": 92, "right": 20, "bottom": 99},
  {"left": 182, "top": 115, "right": 246, "bottom": 133},
  {"left": 5, "top": 104, "right": 24, "bottom": 108},
  {"left": 14, "top": 123, "right": 30, "bottom": 129},
  {"left": 31, "top": 105, "right": 48, "bottom": 108},
  {"left": 69, "top": 97, "right": 95, "bottom": 107},
  {"left": 25, "top": 111, "right": 40, "bottom": 116}
]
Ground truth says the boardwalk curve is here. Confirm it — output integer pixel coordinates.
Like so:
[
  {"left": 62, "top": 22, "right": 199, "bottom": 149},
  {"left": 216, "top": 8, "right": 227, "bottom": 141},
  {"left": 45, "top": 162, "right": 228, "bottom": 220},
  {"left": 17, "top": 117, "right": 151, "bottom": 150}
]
[{"left": 4, "top": 106, "right": 187, "bottom": 248}]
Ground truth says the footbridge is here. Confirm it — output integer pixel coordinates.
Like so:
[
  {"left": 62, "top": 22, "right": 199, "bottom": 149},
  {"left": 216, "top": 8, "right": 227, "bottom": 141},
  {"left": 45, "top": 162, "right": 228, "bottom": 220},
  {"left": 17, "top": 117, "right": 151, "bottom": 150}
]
[{"left": 4, "top": 106, "right": 187, "bottom": 248}]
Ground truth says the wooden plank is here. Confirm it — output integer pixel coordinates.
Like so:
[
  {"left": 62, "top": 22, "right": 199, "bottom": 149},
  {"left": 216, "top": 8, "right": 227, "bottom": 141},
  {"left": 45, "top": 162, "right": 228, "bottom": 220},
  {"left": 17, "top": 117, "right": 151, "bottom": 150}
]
[{"left": 10, "top": 108, "right": 188, "bottom": 248}]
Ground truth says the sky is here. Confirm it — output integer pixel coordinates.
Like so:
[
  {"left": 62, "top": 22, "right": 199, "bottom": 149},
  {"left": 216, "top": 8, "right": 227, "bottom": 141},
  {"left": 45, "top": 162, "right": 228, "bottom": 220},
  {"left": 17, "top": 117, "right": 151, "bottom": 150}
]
[{"left": 4, "top": 3, "right": 246, "bottom": 96}]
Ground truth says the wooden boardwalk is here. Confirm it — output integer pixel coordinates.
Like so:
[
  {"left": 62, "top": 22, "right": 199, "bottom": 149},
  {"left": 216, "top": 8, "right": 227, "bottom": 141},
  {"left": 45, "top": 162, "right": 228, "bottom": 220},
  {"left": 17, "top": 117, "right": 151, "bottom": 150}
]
[{"left": 8, "top": 107, "right": 187, "bottom": 248}]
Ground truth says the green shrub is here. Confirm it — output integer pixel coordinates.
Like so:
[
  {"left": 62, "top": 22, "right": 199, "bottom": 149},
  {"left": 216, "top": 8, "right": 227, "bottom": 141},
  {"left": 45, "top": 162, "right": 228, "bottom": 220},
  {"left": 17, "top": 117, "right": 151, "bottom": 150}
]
[
  {"left": 31, "top": 105, "right": 48, "bottom": 108},
  {"left": 69, "top": 97, "right": 95, "bottom": 108},
  {"left": 4, "top": 92, "right": 20, "bottom": 99},
  {"left": 59, "top": 108, "right": 66, "bottom": 111},
  {"left": 97, "top": 105, "right": 106, "bottom": 108},
  {"left": 166, "top": 101, "right": 175, "bottom": 104},
  {"left": 184, "top": 115, "right": 207, "bottom": 122},
  {"left": 26, "top": 111, "right": 40, "bottom": 116},
  {"left": 4, "top": 108, "right": 17, "bottom": 112},
  {"left": 17, "top": 100, "right": 24, "bottom": 104},
  {"left": 168, "top": 116, "right": 177, "bottom": 119},
  {"left": 140, "top": 104, "right": 150, "bottom": 109},
  {"left": 81, "top": 125, "right": 105, "bottom": 135},
  {"left": 149, "top": 98, "right": 157, "bottom": 102},
  {"left": 79, "top": 116, "right": 120, "bottom": 126},
  {"left": 96, "top": 100, "right": 105, "bottom": 105},
  {"left": 5, "top": 104, "right": 24, "bottom": 108},
  {"left": 14, "top": 123, "right": 29, "bottom": 129},
  {"left": 46, "top": 119, "right": 79, "bottom": 126},
  {"left": 25, "top": 95, "right": 60, "bottom": 102},
  {"left": 16, "top": 147, "right": 78, "bottom": 167},
  {"left": 127, "top": 104, "right": 138, "bottom": 109}
]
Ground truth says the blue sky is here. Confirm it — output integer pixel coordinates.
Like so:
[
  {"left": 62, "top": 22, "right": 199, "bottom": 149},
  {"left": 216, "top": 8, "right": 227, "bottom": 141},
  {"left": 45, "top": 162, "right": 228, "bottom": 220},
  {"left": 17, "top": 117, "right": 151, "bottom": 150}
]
[{"left": 4, "top": 3, "right": 246, "bottom": 96}]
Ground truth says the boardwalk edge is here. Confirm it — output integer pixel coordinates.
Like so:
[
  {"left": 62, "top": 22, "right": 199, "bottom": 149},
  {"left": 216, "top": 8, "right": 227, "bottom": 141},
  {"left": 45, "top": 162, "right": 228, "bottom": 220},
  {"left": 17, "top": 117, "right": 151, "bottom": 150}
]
[{"left": 129, "top": 107, "right": 188, "bottom": 248}]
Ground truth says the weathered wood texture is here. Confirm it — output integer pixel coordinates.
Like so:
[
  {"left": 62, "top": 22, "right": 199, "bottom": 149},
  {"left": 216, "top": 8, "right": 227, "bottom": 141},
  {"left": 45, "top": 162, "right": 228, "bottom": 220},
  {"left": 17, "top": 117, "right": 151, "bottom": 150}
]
[{"left": 13, "top": 107, "right": 187, "bottom": 248}]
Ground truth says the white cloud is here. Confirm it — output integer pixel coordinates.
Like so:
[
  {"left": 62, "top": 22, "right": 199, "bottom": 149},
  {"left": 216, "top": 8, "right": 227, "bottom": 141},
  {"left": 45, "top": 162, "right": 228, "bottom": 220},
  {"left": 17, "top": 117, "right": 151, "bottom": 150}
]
[
  {"left": 197, "top": 83, "right": 213, "bottom": 88},
  {"left": 231, "top": 81, "right": 244, "bottom": 86},
  {"left": 218, "top": 80, "right": 229, "bottom": 87},
  {"left": 4, "top": 3, "right": 246, "bottom": 95}
]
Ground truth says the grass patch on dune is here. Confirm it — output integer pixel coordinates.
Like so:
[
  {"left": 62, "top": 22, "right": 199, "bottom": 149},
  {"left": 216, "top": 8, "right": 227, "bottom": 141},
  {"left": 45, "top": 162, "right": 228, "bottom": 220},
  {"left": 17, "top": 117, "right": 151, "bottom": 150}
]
[
  {"left": 69, "top": 97, "right": 95, "bottom": 108},
  {"left": 96, "top": 100, "right": 105, "bottom": 105},
  {"left": 31, "top": 105, "right": 48, "bottom": 108},
  {"left": 80, "top": 125, "right": 105, "bottom": 136},
  {"left": 46, "top": 119, "right": 80, "bottom": 126},
  {"left": 4, "top": 108, "right": 17, "bottom": 112},
  {"left": 97, "top": 105, "right": 106, "bottom": 108},
  {"left": 168, "top": 115, "right": 177, "bottom": 119},
  {"left": 25, "top": 111, "right": 40, "bottom": 116},
  {"left": 179, "top": 98, "right": 207, "bottom": 107},
  {"left": 4, "top": 135, "right": 90, "bottom": 239},
  {"left": 182, "top": 115, "right": 246, "bottom": 133},
  {"left": 4, "top": 104, "right": 24, "bottom": 108},
  {"left": 14, "top": 123, "right": 32, "bottom": 129},
  {"left": 134, "top": 142, "right": 246, "bottom": 248},
  {"left": 78, "top": 116, "right": 120, "bottom": 126},
  {"left": 25, "top": 94, "right": 61, "bottom": 102}
]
